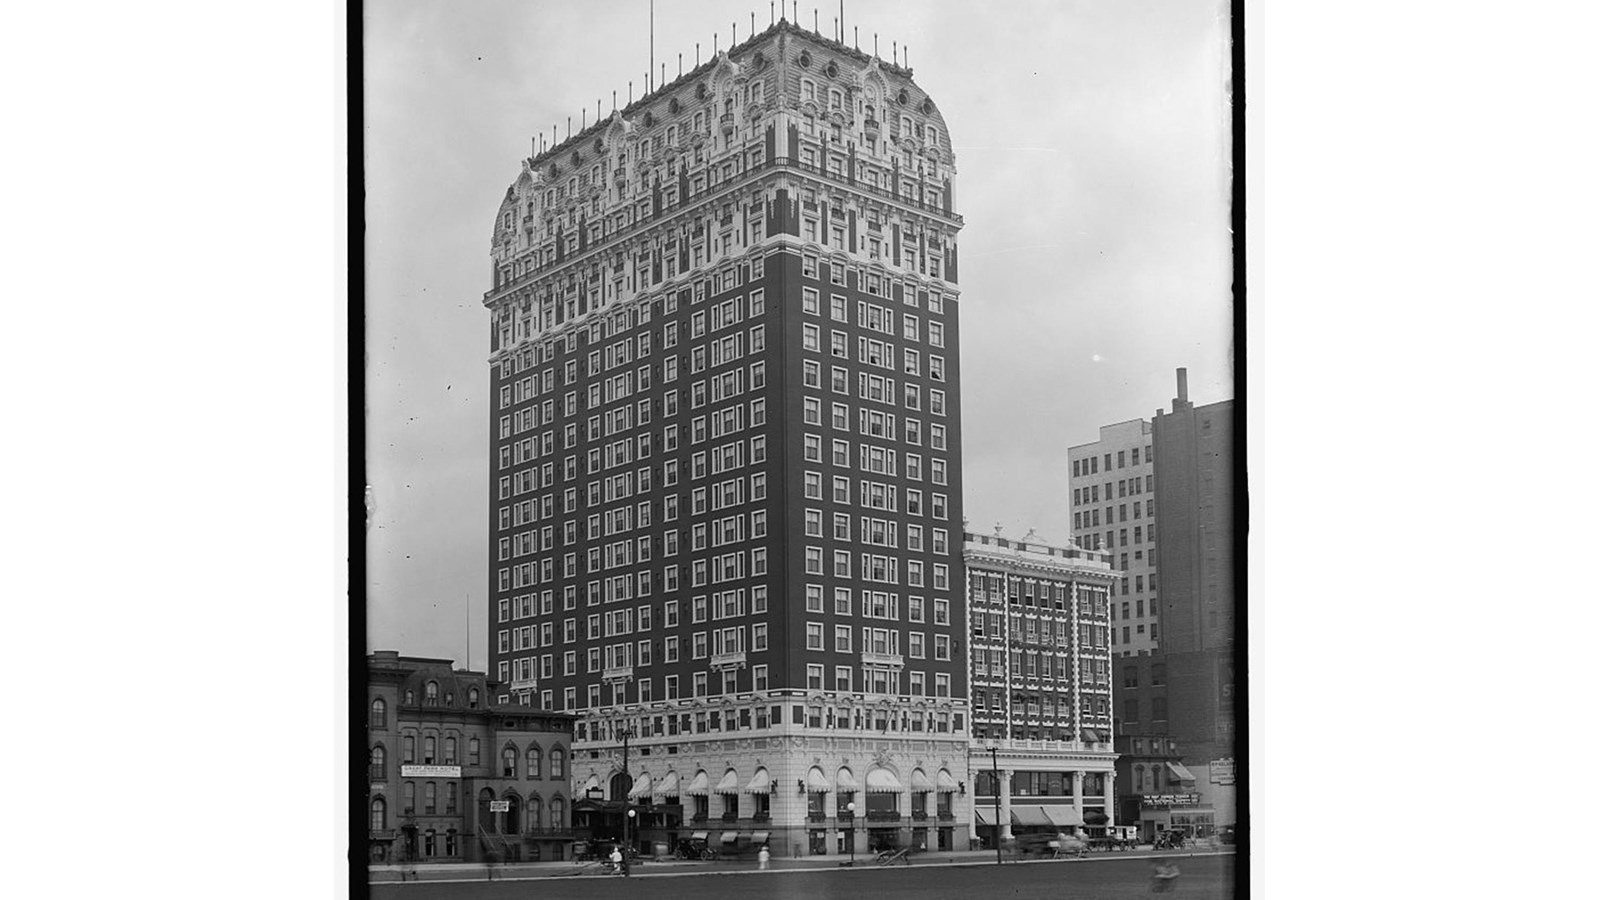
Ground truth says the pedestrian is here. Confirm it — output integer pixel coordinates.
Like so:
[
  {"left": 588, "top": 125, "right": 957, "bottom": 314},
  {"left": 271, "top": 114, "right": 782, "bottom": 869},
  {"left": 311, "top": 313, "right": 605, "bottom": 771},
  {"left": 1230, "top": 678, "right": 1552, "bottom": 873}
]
[
  {"left": 610, "top": 845, "right": 624, "bottom": 873},
  {"left": 1151, "top": 857, "right": 1180, "bottom": 893},
  {"left": 757, "top": 845, "right": 771, "bottom": 869}
]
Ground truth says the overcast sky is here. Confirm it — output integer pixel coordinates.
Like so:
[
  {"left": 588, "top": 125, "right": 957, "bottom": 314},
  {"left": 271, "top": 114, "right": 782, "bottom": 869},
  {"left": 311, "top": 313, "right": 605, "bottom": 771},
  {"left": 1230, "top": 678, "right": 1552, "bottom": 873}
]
[{"left": 365, "top": 0, "right": 1233, "bottom": 670}]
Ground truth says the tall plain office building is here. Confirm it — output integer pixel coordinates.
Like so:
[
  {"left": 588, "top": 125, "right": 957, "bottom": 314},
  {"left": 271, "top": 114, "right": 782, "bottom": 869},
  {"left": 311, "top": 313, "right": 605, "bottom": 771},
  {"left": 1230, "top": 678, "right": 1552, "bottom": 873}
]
[
  {"left": 1068, "top": 419, "right": 1159, "bottom": 657},
  {"left": 481, "top": 19, "right": 970, "bottom": 856}
]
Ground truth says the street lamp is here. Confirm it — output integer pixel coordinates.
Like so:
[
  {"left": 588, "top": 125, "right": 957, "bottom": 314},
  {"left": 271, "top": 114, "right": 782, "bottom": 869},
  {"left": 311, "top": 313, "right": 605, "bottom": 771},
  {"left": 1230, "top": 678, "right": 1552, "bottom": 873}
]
[
  {"left": 620, "top": 727, "right": 635, "bottom": 877},
  {"left": 986, "top": 740, "right": 1002, "bottom": 866},
  {"left": 846, "top": 800, "right": 856, "bottom": 865}
]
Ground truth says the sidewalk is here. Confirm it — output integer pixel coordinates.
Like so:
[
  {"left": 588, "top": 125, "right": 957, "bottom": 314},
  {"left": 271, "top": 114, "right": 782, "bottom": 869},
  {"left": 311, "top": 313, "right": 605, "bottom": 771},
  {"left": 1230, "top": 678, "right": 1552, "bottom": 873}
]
[{"left": 369, "top": 844, "right": 1235, "bottom": 883}]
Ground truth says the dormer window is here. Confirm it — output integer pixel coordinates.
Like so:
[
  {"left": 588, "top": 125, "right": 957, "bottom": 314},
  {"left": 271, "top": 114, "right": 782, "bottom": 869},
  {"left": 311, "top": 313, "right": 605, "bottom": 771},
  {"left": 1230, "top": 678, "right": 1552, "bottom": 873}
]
[{"left": 425, "top": 681, "right": 439, "bottom": 705}]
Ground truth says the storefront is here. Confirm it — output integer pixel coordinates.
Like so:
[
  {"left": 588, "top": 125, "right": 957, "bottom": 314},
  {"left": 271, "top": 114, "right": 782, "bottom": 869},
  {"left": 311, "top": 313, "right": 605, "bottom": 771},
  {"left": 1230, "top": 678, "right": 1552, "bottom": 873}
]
[{"left": 1136, "top": 792, "right": 1215, "bottom": 841}]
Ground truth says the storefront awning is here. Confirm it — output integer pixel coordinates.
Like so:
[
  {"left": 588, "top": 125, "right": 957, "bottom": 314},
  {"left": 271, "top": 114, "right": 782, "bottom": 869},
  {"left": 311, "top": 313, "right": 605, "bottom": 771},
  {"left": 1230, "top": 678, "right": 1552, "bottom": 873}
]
[
  {"left": 806, "top": 767, "right": 832, "bottom": 793},
  {"left": 652, "top": 771, "right": 680, "bottom": 799},
  {"left": 746, "top": 768, "right": 771, "bottom": 794},
  {"left": 1081, "top": 728, "right": 1103, "bottom": 742},
  {"left": 909, "top": 768, "right": 934, "bottom": 791},
  {"left": 714, "top": 769, "right": 741, "bottom": 794},
  {"left": 866, "top": 768, "right": 904, "bottom": 793},
  {"left": 751, "top": 831, "right": 769, "bottom": 845},
  {"left": 1083, "top": 810, "right": 1110, "bottom": 825},
  {"left": 1011, "top": 806, "right": 1054, "bottom": 827},
  {"left": 1042, "top": 805, "right": 1084, "bottom": 828},
  {"left": 1165, "top": 761, "right": 1197, "bottom": 783},
  {"left": 836, "top": 768, "right": 859, "bottom": 791},
  {"left": 936, "top": 769, "right": 959, "bottom": 793},
  {"left": 720, "top": 832, "right": 740, "bottom": 843},
  {"left": 690, "top": 831, "right": 709, "bottom": 840},
  {"left": 685, "top": 771, "right": 711, "bottom": 796},
  {"left": 627, "top": 773, "right": 652, "bottom": 799},
  {"left": 974, "top": 808, "right": 994, "bottom": 826}
]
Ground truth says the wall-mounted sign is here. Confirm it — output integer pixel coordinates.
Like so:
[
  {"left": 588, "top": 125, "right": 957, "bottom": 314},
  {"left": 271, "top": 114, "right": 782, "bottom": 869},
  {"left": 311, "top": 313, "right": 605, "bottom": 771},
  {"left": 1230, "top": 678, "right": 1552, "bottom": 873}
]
[
  {"left": 489, "top": 800, "right": 510, "bottom": 813},
  {"left": 401, "top": 764, "right": 462, "bottom": 778},
  {"left": 1139, "top": 793, "right": 1202, "bottom": 808},
  {"left": 1210, "top": 758, "right": 1235, "bottom": 784}
]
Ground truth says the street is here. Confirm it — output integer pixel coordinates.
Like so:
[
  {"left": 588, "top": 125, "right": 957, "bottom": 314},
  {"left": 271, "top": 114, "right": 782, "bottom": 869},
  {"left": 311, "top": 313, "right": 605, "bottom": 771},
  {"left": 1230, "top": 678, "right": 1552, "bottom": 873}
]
[{"left": 369, "top": 852, "right": 1234, "bottom": 900}]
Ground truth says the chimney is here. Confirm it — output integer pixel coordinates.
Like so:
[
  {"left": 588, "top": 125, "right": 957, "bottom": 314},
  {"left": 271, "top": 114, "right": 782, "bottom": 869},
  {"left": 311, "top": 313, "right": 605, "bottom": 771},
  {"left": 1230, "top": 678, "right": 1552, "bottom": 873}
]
[{"left": 1175, "top": 367, "right": 1189, "bottom": 407}]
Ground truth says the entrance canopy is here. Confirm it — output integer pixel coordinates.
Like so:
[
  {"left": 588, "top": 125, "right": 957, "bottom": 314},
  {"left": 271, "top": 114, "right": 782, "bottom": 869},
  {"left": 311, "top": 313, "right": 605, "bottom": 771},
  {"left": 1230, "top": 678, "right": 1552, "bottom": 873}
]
[
  {"left": 751, "top": 831, "right": 770, "bottom": 845},
  {"left": 690, "top": 831, "right": 709, "bottom": 841},
  {"left": 720, "top": 832, "right": 739, "bottom": 843},
  {"left": 866, "top": 768, "right": 904, "bottom": 793}
]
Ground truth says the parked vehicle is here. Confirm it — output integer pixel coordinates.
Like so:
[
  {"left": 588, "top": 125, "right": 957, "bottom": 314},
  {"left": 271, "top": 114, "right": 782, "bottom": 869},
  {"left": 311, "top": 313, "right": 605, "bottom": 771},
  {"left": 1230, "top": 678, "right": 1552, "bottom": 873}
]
[
  {"left": 676, "top": 838, "right": 717, "bottom": 860},
  {"left": 1089, "top": 825, "right": 1140, "bottom": 851}
]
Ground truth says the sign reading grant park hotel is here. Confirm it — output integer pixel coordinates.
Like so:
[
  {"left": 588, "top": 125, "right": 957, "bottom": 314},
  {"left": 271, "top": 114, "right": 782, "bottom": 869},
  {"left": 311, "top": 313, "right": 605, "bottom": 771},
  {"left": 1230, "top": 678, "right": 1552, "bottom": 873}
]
[{"left": 400, "top": 765, "right": 462, "bottom": 778}]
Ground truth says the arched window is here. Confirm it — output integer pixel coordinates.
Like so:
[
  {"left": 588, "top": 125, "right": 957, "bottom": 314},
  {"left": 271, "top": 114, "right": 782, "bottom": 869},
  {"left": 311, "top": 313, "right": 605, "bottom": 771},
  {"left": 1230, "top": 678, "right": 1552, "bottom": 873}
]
[
  {"left": 402, "top": 782, "right": 416, "bottom": 814},
  {"left": 550, "top": 796, "right": 566, "bottom": 829},
  {"left": 446, "top": 783, "right": 458, "bottom": 813},
  {"left": 424, "top": 782, "right": 437, "bottom": 814},
  {"left": 444, "top": 736, "right": 457, "bottom": 764},
  {"left": 550, "top": 747, "right": 566, "bottom": 777},
  {"left": 370, "top": 745, "right": 386, "bottom": 780},
  {"left": 424, "top": 736, "right": 437, "bottom": 764},
  {"left": 502, "top": 794, "right": 522, "bottom": 834},
  {"left": 402, "top": 735, "right": 415, "bottom": 764},
  {"left": 502, "top": 746, "right": 518, "bottom": 778},
  {"left": 527, "top": 746, "right": 542, "bottom": 779},
  {"left": 404, "top": 690, "right": 415, "bottom": 704},
  {"left": 527, "top": 795, "right": 543, "bottom": 831},
  {"left": 478, "top": 788, "right": 497, "bottom": 833},
  {"left": 469, "top": 737, "right": 481, "bottom": 765},
  {"left": 425, "top": 681, "right": 439, "bottom": 705},
  {"left": 1133, "top": 765, "right": 1145, "bottom": 792},
  {"left": 371, "top": 796, "right": 386, "bottom": 831},
  {"left": 468, "top": 688, "right": 480, "bottom": 708},
  {"left": 370, "top": 698, "right": 386, "bottom": 728}
]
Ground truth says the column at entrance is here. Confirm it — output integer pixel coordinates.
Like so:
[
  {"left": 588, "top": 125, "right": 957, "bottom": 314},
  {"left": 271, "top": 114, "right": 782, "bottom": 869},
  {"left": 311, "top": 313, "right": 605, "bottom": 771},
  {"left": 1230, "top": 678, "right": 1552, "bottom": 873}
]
[
  {"left": 1071, "top": 771, "right": 1084, "bottom": 819},
  {"left": 998, "top": 768, "right": 1013, "bottom": 841},
  {"left": 1101, "top": 770, "right": 1116, "bottom": 827}
]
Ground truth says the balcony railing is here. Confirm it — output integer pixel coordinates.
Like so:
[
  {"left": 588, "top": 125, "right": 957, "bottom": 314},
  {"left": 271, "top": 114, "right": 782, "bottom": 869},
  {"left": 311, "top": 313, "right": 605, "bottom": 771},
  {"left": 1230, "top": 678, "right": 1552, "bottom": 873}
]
[
  {"left": 710, "top": 651, "right": 746, "bottom": 671},
  {"left": 860, "top": 650, "right": 904, "bottom": 668},
  {"left": 601, "top": 665, "right": 633, "bottom": 684},
  {"left": 720, "top": 811, "right": 740, "bottom": 823},
  {"left": 866, "top": 810, "right": 902, "bottom": 823}
]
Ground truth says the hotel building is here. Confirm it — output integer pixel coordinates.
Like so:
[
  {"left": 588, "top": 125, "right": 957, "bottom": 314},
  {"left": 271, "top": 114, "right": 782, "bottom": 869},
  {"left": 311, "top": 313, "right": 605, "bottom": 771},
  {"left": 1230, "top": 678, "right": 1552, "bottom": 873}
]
[{"left": 481, "top": 18, "right": 970, "bottom": 857}]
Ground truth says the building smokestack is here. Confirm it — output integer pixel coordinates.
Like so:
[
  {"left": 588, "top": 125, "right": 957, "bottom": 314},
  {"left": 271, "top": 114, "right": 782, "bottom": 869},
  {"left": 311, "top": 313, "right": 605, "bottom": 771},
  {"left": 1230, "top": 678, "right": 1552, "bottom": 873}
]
[{"left": 1176, "top": 367, "right": 1189, "bottom": 405}]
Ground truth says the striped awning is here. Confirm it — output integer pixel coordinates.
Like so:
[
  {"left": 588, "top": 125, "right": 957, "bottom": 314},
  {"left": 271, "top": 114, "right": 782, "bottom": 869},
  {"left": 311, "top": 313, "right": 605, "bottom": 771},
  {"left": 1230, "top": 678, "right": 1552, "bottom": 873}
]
[
  {"left": 745, "top": 768, "right": 771, "bottom": 794},
  {"left": 627, "top": 773, "right": 652, "bottom": 799},
  {"left": 714, "top": 769, "right": 740, "bottom": 794},
  {"left": 909, "top": 768, "right": 934, "bottom": 791},
  {"left": 935, "top": 769, "right": 959, "bottom": 793},
  {"left": 865, "top": 768, "right": 904, "bottom": 793},
  {"left": 1166, "top": 761, "right": 1197, "bottom": 783},
  {"left": 1042, "top": 805, "right": 1084, "bottom": 828},
  {"left": 836, "top": 768, "right": 859, "bottom": 791},
  {"left": 751, "top": 831, "right": 770, "bottom": 845},
  {"left": 685, "top": 771, "right": 711, "bottom": 796},
  {"left": 652, "top": 770, "right": 680, "bottom": 799},
  {"left": 1011, "top": 806, "right": 1053, "bottom": 827},
  {"left": 806, "top": 767, "right": 831, "bottom": 793}
]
